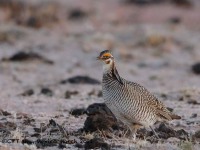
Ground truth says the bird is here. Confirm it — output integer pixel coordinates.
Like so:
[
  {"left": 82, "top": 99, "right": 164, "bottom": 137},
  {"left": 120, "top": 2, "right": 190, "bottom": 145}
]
[{"left": 97, "top": 50, "right": 181, "bottom": 141}]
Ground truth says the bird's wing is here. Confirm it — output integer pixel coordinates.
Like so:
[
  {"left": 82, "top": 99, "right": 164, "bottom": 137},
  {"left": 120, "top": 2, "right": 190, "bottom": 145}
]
[{"left": 126, "top": 81, "right": 179, "bottom": 120}]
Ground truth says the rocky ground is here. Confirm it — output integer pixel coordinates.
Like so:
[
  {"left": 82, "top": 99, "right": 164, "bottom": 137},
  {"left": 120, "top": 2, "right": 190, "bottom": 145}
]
[{"left": 0, "top": 0, "right": 200, "bottom": 149}]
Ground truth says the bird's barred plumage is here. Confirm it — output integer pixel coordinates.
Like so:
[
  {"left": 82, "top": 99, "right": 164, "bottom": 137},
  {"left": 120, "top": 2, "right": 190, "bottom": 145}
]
[{"left": 98, "top": 50, "right": 181, "bottom": 139}]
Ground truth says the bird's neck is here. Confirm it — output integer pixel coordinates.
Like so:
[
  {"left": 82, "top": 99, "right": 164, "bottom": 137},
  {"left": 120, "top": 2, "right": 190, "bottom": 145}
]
[{"left": 103, "top": 61, "right": 123, "bottom": 84}]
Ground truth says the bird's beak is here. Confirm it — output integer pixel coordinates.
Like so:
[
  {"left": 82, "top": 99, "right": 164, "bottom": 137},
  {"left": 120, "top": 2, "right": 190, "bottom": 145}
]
[{"left": 96, "top": 56, "right": 101, "bottom": 60}]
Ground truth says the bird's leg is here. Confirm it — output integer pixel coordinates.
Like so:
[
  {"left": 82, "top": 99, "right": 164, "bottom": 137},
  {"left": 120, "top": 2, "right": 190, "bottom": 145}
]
[
  {"left": 132, "top": 133, "right": 136, "bottom": 141},
  {"left": 150, "top": 126, "right": 159, "bottom": 139},
  {"left": 129, "top": 124, "right": 142, "bottom": 141}
]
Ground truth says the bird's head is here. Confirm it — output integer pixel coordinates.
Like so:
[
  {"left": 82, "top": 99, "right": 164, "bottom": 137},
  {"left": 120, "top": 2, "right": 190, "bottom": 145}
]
[
  {"left": 97, "top": 50, "right": 114, "bottom": 65},
  {"left": 97, "top": 50, "right": 115, "bottom": 73},
  {"left": 97, "top": 50, "right": 122, "bottom": 82}
]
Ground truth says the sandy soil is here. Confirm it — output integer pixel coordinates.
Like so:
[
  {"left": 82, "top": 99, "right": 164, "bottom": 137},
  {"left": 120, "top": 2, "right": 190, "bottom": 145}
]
[{"left": 0, "top": 0, "right": 200, "bottom": 149}]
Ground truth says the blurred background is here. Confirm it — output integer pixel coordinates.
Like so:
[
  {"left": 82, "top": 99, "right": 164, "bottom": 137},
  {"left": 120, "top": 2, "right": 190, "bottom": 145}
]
[
  {"left": 0, "top": 0, "right": 200, "bottom": 90},
  {"left": 0, "top": 0, "right": 200, "bottom": 149},
  {"left": 0, "top": 0, "right": 200, "bottom": 115}
]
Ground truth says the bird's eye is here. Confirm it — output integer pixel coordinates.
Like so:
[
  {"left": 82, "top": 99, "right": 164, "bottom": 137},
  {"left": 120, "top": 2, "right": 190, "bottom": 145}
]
[{"left": 103, "top": 56, "right": 110, "bottom": 59}]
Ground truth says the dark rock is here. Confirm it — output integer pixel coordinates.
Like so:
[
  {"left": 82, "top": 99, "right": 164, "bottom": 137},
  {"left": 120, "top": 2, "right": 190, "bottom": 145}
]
[
  {"left": 41, "top": 88, "right": 53, "bottom": 97},
  {"left": 190, "top": 113, "right": 197, "bottom": 118},
  {"left": 175, "top": 129, "right": 188, "bottom": 140},
  {"left": 194, "top": 130, "right": 200, "bottom": 139},
  {"left": 169, "top": 16, "right": 181, "bottom": 24},
  {"left": 85, "top": 103, "right": 112, "bottom": 116},
  {"left": 36, "top": 138, "right": 58, "bottom": 148},
  {"left": 2, "top": 51, "right": 54, "bottom": 64},
  {"left": 187, "top": 99, "right": 200, "bottom": 105},
  {"left": 84, "top": 138, "right": 110, "bottom": 150},
  {"left": 58, "top": 142, "right": 66, "bottom": 149},
  {"left": 22, "top": 139, "right": 34, "bottom": 145},
  {"left": 0, "top": 109, "right": 11, "bottom": 116},
  {"left": 65, "top": 91, "right": 78, "bottom": 99},
  {"left": 31, "top": 133, "right": 41, "bottom": 138},
  {"left": 160, "top": 93, "right": 168, "bottom": 99},
  {"left": 49, "top": 119, "right": 57, "bottom": 127},
  {"left": 155, "top": 124, "right": 189, "bottom": 140},
  {"left": 156, "top": 123, "right": 176, "bottom": 139},
  {"left": 123, "top": 0, "right": 164, "bottom": 5},
  {"left": 83, "top": 103, "right": 124, "bottom": 132},
  {"left": 70, "top": 108, "right": 85, "bottom": 117},
  {"left": 192, "top": 63, "right": 200, "bottom": 75},
  {"left": 84, "top": 115, "right": 117, "bottom": 132},
  {"left": 97, "top": 91, "right": 103, "bottom": 97},
  {"left": 123, "top": 0, "right": 192, "bottom": 7},
  {"left": 26, "top": 16, "right": 40, "bottom": 28},
  {"left": 20, "top": 89, "right": 34, "bottom": 96},
  {"left": 179, "top": 96, "right": 184, "bottom": 101},
  {"left": 68, "top": 9, "right": 86, "bottom": 20},
  {"left": 60, "top": 76, "right": 100, "bottom": 85},
  {"left": 75, "top": 143, "right": 84, "bottom": 148},
  {"left": 172, "top": 0, "right": 192, "bottom": 8}
]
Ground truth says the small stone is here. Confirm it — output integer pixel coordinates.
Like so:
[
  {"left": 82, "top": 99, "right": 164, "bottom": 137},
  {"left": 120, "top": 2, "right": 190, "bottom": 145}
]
[
  {"left": 97, "top": 91, "right": 102, "bottom": 97},
  {"left": 65, "top": 91, "right": 78, "bottom": 99},
  {"left": 21, "top": 89, "right": 34, "bottom": 96},
  {"left": 41, "top": 88, "right": 53, "bottom": 97},
  {"left": 68, "top": 9, "right": 87, "bottom": 20},
  {"left": 187, "top": 99, "right": 200, "bottom": 105},
  {"left": 192, "top": 62, "right": 200, "bottom": 75},
  {"left": 190, "top": 113, "right": 197, "bottom": 118},
  {"left": 179, "top": 96, "right": 184, "bottom": 101},
  {"left": 70, "top": 108, "right": 85, "bottom": 116}
]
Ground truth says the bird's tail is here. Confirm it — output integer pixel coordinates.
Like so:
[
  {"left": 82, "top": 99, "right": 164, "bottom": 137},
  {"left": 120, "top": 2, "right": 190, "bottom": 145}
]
[
  {"left": 157, "top": 110, "right": 181, "bottom": 121},
  {"left": 170, "top": 114, "right": 181, "bottom": 120}
]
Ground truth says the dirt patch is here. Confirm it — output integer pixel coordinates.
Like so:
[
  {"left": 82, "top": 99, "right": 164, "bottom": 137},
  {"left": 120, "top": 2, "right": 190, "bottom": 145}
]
[
  {"left": 65, "top": 91, "right": 79, "bottom": 99},
  {"left": 84, "top": 138, "right": 110, "bottom": 150},
  {"left": 2, "top": 51, "right": 54, "bottom": 64},
  {"left": 60, "top": 76, "right": 100, "bottom": 85},
  {"left": 40, "top": 88, "right": 54, "bottom": 97},
  {"left": 20, "top": 89, "right": 34, "bottom": 96},
  {"left": 191, "top": 62, "right": 200, "bottom": 75}
]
